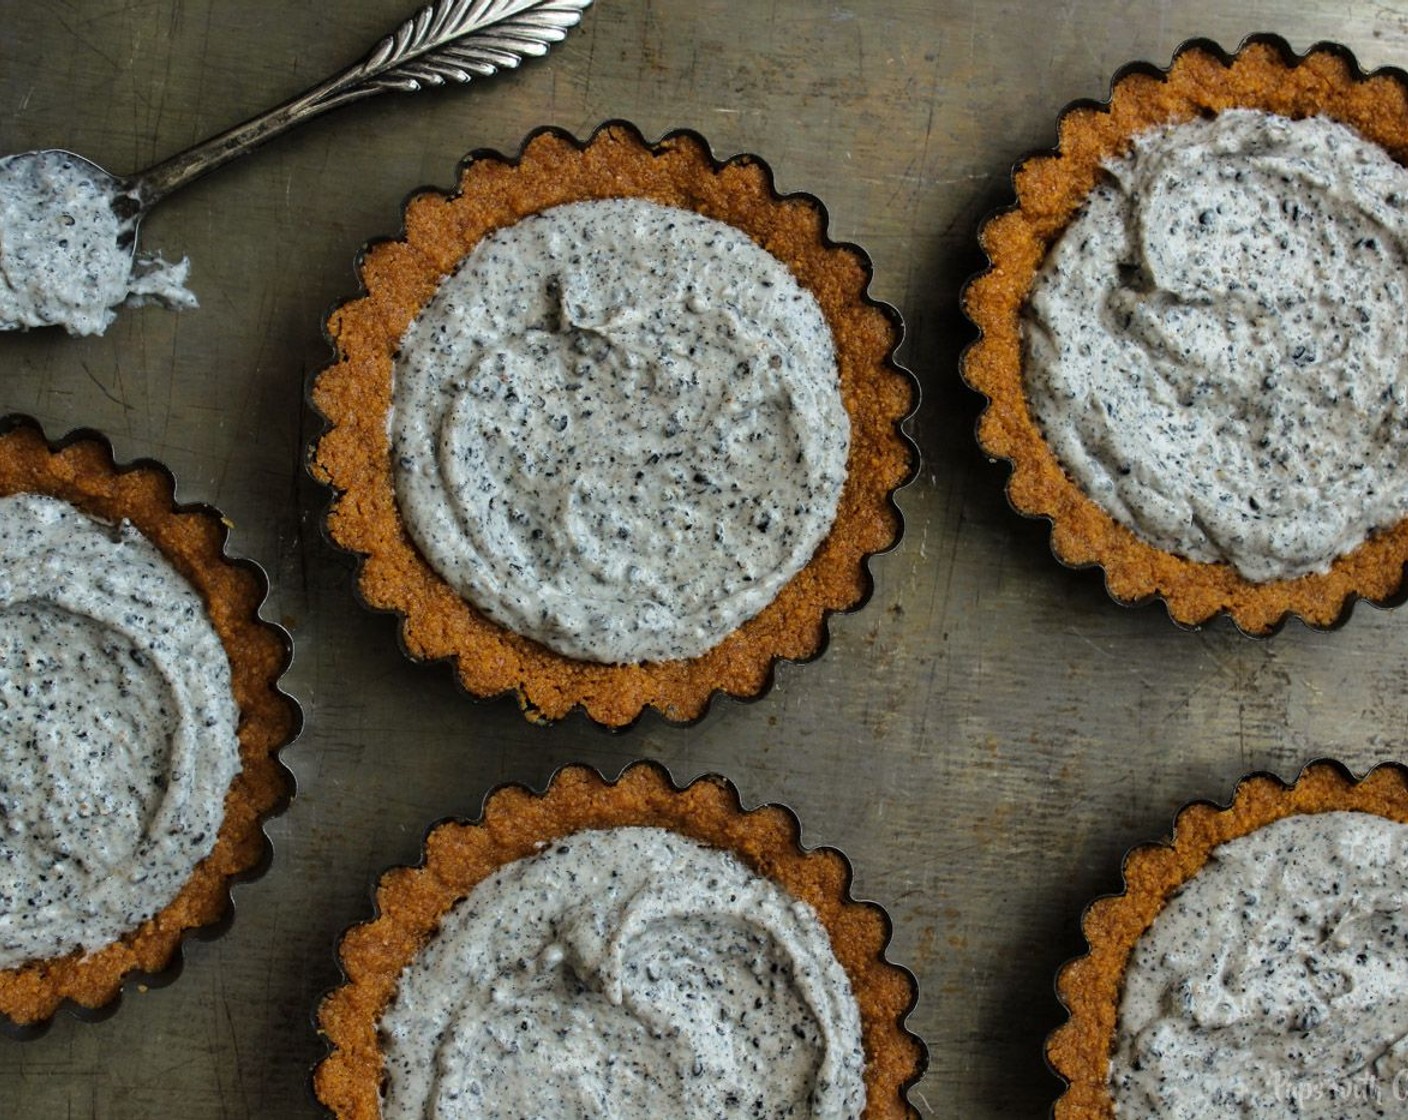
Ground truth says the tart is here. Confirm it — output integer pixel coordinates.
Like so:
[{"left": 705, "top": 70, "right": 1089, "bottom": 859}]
[
  {"left": 962, "top": 36, "right": 1408, "bottom": 633},
  {"left": 309, "top": 121, "right": 915, "bottom": 726},
  {"left": 0, "top": 416, "right": 298, "bottom": 1029},
  {"left": 1050, "top": 759, "right": 1408, "bottom": 1119},
  {"left": 315, "top": 760, "right": 925, "bottom": 1119}
]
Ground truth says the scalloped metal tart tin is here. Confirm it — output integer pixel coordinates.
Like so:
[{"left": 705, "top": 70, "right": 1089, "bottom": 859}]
[
  {"left": 0, "top": 415, "right": 299, "bottom": 1030},
  {"left": 314, "top": 759, "right": 925, "bottom": 1119},
  {"left": 962, "top": 35, "right": 1408, "bottom": 634},
  {"left": 1049, "top": 759, "right": 1408, "bottom": 1119},
  {"left": 308, "top": 121, "right": 916, "bottom": 727}
]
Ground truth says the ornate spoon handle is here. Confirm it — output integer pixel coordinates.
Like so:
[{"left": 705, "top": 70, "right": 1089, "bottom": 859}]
[{"left": 122, "top": 0, "right": 592, "bottom": 211}]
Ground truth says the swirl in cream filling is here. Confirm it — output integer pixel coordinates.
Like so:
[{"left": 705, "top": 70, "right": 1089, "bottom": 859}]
[
  {"left": 1024, "top": 111, "right": 1408, "bottom": 582},
  {"left": 378, "top": 827, "right": 866, "bottom": 1120},
  {"left": 389, "top": 197, "right": 849, "bottom": 664},
  {"left": 0, "top": 493, "right": 239, "bottom": 968},
  {"left": 1111, "top": 811, "right": 1408, "bottom": 1118}
]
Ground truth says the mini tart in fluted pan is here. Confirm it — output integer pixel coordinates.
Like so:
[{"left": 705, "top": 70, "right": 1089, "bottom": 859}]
[
  {"left": 314, "top": 761, "right": 925, "bottom": 1119},
  {"left": 309, "top": 122, "right": 915, "bottom": 727},
  {"left": 1051, "top": 760, "right": 1408, "bottom": 1119},
  {"left": 963, "top": 36, "right": 1408, "bottom": 634},
  {"left": 0, "top": 417, "right": 298, "bottom": 1029}
]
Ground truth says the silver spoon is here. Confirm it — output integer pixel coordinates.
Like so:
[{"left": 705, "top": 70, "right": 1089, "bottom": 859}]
[{"left": 0, "top": 0, "right": 593, "bottom": 335}]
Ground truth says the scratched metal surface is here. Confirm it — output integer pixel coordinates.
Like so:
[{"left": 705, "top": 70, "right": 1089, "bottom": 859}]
[{"left": 4, "top": 1, "right": 1408, "bottom": 1116}]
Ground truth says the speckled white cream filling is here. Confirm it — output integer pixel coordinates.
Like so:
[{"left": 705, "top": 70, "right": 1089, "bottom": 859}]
[
  {"left": 389, "top": 197, "right": 850, "bottom": 664},
  {"left": 378, "top": 827, "right": 867, "bottom": 1120},
  {"left": 1111, "top": 811, "right": 1408, "bottom": 1119},
  {"left": 1024, "top": 111, "right": 1408, "bottom": 582},
  {"left": 0, "top": 150, "right": 196, "bottom": 337},
  {"left": 0, "top": 493, "right": 240, "bottom": 968}
]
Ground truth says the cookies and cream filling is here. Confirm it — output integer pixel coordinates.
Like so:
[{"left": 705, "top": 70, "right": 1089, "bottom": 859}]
[
  {"left": 1111, "top": 811, "right": 1408, "bottom": 1117},
  {"left": 1024, "top": 110, "right": 1408, "bottom": 582},
  {"left": 389, "top": 197, "right": 850, "bottom": 664},
  {"left": 0, "top": 493, "right": 239, "bottom": 968},
  {"left": 0, "top": 150, "right": 195, "bottom": 337},
  {"left": 378, "top": 826, "right": 867, "bottom": 1120}
]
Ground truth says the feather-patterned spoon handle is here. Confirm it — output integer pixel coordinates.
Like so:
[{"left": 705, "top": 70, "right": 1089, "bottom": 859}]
[{"left": 121, "top": 0, "right": 592, "bottom": 212}]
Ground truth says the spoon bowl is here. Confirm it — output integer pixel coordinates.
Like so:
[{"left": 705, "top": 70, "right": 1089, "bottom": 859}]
[{"left": 0, "top": 149, "right": 152, "bottom": 336}]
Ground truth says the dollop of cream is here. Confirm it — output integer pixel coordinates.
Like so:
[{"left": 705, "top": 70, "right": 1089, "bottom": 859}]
[
  {"left": 0, "top": 150, "right": 196, "bottom": 337},
  {"left": 378, "top": 827, "right": 866, "bottom": 1120},
  {"left": 0, "top": 493, "right": 240, "bottom": 968},
  {"left": 1111, "top": 811, "right": 1408, "bottom": 1118},
  {"left": 1024, "top": 111, "right": 1408, "bottom": 582},
  {"left": 390, "top": 197, "right": 850, "bottom": 664}
]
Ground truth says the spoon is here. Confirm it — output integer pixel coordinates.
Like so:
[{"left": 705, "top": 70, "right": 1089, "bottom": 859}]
[{"left": 0, "top": 0, "right": 593, "bottom": 335}]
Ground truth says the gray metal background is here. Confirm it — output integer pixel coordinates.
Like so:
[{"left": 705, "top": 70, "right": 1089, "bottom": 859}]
[{"left": 3, "top": 1, "right": 1408, "bottom": 1116}]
